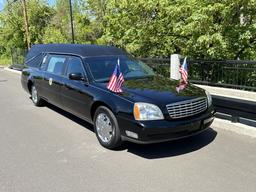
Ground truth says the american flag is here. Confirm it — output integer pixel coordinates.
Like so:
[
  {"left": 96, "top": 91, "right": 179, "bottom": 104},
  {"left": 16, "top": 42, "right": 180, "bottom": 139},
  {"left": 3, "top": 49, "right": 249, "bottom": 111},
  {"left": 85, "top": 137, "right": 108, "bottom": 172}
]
[
  {"left": 179, "top": 57, "right": 188, "bottom": 83},
  {"left": 107, "top": 58, "right": 124, "bottom": 93}
]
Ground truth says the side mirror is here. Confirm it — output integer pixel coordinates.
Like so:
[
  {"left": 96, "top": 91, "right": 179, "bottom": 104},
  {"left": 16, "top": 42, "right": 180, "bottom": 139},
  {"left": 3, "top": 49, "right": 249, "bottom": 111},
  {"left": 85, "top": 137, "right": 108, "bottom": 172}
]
[{"left": 68, "top": 73, "right": 85, "bottom": 81}]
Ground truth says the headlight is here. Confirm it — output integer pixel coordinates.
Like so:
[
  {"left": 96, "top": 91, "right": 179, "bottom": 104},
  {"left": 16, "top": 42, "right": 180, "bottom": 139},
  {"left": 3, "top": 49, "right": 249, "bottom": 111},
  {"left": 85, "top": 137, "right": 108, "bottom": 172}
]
[
  {"left": 205, "top": 91, "right": 212, "bottom": 107},
  {"left": 134, "top": 102, "right": 164, "bottom": 121}
]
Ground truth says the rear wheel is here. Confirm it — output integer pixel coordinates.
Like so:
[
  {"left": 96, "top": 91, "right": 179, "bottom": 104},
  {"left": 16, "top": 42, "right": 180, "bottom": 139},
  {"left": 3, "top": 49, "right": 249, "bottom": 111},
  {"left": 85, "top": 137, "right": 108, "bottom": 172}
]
[
  {"left": 31, "top": 85, "right": 44, "bottom": 106},
  {"left": 93, "top": 106, "right": 123, "bottom": 149}
]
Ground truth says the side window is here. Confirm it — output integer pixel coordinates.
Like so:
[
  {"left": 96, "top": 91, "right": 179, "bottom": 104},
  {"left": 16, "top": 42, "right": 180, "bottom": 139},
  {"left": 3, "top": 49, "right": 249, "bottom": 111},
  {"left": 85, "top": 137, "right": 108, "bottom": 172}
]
[
  {"left": 66, "top": 57, "right": 85, "bottom": 76},
  {"left": 46, "top": 55, "right": 66, "bottom": 75}
]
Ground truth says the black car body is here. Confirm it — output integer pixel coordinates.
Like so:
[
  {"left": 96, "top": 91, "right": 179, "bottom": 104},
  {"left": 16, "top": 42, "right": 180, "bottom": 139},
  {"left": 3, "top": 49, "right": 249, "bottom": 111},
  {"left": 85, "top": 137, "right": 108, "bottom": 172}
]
[{"left": 21, "top": 44, "right": 215, "bottom": 149}]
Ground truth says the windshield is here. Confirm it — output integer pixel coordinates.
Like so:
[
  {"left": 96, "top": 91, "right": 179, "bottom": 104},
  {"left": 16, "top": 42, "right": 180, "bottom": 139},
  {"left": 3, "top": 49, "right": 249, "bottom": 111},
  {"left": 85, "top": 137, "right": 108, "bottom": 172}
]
[{"left": 86, "top": 55, "right": 155, "bottom": 82}]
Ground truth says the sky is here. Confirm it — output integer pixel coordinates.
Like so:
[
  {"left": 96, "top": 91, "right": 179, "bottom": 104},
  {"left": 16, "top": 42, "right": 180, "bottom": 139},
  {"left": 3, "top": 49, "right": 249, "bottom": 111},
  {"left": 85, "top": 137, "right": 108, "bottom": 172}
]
[
  {"left": 0, "top": 0, "right": 6, "bottom": 10},
  {"left": 0, "top": 0, "right": 55, "bottom": 11}
]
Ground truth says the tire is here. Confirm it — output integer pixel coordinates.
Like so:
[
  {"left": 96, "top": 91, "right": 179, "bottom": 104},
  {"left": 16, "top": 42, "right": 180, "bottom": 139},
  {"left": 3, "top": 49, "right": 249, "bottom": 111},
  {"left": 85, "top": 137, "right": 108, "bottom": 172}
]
[
  {"left": 31, "top": 84, "right": 44, "bottom": 107},
  {"left": 93, "top": 106, "right": 123, "bottom": 149}
]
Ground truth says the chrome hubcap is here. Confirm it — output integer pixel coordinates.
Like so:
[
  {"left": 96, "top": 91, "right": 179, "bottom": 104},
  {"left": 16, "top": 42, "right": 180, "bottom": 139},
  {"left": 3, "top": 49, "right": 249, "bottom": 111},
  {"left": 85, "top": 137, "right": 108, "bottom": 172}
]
[
  {"left": 31, "top": 86, "right": 38, "bottom": 103},
  {"left": 96, "top": 113, "right": 114, "bottom": 143}
]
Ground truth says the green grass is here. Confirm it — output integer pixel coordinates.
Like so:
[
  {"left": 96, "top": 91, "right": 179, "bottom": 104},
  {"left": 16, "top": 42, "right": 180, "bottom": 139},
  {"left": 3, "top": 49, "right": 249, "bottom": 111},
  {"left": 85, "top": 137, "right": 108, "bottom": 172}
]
[{"left": 0, "top": 57, "right": 11, "bottom": 66}]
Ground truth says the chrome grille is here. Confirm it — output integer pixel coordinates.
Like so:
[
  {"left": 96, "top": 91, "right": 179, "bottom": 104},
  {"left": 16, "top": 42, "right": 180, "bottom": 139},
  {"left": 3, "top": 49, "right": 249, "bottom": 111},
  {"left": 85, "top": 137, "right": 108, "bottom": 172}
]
[{"left": 166, "top": 97, "right": 207, "bottom": 119}]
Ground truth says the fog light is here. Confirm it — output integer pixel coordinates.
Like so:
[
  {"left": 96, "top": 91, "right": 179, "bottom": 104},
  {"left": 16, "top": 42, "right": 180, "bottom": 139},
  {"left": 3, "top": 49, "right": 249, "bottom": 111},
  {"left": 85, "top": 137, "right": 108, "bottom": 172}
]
[{"left": 125, "top": 131, "right": 138, "bottom": 139}]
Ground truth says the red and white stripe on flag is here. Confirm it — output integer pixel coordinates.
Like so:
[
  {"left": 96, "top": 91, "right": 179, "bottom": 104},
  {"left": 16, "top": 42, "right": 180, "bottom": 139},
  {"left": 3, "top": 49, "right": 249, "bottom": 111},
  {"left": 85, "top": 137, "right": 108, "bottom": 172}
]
[
  {"left": 179, "top": 57, "right": 188, "bottom": 83},
  {"left": 107, "top": 58, "right": 124, "bottom": 93}
]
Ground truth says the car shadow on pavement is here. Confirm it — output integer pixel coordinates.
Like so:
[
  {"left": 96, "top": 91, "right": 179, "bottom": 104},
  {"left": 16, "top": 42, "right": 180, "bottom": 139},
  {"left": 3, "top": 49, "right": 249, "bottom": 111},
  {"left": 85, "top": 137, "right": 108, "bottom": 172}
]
[
  {"left": 46, "top": 103, "right": 217, "bottom": 159},
  {"left": 46, "top": 103, "right": 95, "bottom": 132},
  {"left": 124, "top": 128, "right": 217, "bottom": 159}
]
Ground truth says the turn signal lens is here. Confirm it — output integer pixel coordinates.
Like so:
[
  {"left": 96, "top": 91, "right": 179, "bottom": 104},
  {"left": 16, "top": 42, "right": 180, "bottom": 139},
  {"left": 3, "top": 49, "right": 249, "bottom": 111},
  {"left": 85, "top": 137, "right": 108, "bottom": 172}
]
[{"left": 134, "top": 104, "right": 140, "bottom": 120}]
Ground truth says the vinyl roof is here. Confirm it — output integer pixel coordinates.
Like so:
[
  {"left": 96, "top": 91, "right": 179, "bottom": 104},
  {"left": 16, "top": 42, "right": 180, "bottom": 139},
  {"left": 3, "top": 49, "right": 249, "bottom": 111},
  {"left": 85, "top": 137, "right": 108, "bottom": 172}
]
[{"left": 26, "top": 44, "right": 127, "bottom": 60}]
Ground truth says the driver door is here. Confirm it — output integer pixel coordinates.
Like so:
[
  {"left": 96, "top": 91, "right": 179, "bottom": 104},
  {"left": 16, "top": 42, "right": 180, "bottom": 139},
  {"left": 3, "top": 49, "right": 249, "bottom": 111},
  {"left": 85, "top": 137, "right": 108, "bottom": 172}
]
[{"left": 61, "top": 56, "right": 92, "bottom": 121}]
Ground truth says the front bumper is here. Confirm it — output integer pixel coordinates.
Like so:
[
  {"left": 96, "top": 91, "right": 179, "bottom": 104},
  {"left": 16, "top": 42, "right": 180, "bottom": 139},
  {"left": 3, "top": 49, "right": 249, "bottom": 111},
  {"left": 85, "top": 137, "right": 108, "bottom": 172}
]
[{"left": 118, "top": 108, "right": 215, "bottom": 144}]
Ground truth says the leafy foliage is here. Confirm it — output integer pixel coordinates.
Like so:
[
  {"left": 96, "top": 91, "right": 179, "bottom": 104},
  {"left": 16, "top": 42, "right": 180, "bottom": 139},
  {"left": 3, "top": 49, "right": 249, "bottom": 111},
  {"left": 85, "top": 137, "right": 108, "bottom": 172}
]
[
  {"left": 0, "top": 0, "right": 54, "bottom": 63},
  {"left": 101, "top": 0, "right": 256, "bottom": 59},
  {"left": 0, "top": 0, "right": 256, "bottom": 63}
]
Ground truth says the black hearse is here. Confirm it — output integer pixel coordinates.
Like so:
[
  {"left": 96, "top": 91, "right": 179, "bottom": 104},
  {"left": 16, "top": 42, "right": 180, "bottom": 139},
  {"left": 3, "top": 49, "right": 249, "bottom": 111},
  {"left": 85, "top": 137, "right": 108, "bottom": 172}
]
[{"left": 21, "top": 44, "right": 215, "bottom": 149}]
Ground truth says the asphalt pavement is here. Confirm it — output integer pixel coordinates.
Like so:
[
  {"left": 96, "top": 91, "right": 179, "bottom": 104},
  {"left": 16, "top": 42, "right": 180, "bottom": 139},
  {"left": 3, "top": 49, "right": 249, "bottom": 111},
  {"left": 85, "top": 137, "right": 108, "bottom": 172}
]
[{"left": 0, "top": 69, "right": 255, "bottom": 192}]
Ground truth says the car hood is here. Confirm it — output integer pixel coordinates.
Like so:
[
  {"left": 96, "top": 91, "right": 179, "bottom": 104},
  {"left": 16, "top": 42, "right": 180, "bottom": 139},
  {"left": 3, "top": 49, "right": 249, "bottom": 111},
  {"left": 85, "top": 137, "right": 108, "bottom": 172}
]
[{"left": 95, "top": 76, "right": 206, "bottom": 107}]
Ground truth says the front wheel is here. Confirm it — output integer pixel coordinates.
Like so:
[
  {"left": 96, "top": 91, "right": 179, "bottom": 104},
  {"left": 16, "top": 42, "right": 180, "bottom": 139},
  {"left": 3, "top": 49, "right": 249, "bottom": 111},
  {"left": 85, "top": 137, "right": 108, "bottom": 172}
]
[
  {"left": 93, "top": 106, "right": 123, "bottom": 149},
  {"left": 31, "top": 85, "right": 44, "bottom": 106}
]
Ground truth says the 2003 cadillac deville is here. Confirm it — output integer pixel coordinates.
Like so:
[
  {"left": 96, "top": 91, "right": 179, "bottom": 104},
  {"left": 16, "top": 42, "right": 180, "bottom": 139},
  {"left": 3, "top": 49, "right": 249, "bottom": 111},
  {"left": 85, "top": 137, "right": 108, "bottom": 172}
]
[{"left": 21, "top": 44, "right": 215, "bottom": 149}]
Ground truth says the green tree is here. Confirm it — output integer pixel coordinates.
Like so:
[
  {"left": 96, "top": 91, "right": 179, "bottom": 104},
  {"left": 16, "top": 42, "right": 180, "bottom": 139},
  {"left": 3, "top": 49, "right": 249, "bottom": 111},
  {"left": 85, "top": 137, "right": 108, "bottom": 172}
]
[
  {"left": 0, "top": 0, "right": 54, "bottom": 64},
  {"left": 1, "top": 0, "right": 256, "bottom": 61},
  {"left": 0, "top": 0, "right": 54, "bottom": 50},
  {"left": 100, "top": 0, "right": 256, "bottom": 59},
  {"left": 42, "top": 0, "right": 100, "bottom": 44},
  {"left": 42, "top": 0, "right": 70, "bottom": 43},
  {"left": 28, "top": 0, "right": 55, "bottom": 44}
]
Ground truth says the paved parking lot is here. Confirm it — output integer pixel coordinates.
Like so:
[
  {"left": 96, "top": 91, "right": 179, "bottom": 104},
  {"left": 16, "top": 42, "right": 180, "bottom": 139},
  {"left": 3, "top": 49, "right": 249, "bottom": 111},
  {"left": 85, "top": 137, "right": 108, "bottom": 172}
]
[{"left": 0, "top": 69, "right": 256, "bottom": 192}]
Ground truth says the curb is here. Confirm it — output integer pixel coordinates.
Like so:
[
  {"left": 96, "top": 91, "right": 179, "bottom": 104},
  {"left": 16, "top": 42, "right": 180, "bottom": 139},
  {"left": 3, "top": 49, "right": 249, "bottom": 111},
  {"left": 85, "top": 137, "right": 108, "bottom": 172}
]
[
  {"left": 4, "top": 67, "right": 22, "bottom": 74},
  {"left": 195, "top": 84, "right": 256, "bottom": 102},
  {"left": 212, "top": 118, "right": 256, "bottom": 138}
]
